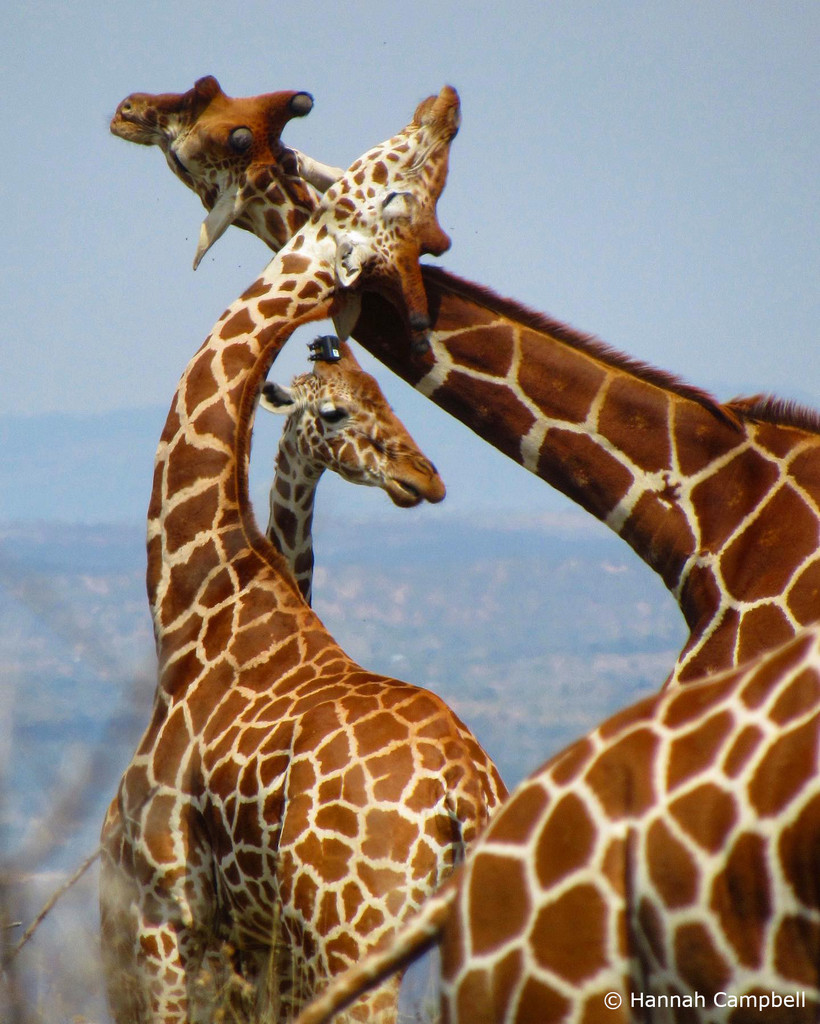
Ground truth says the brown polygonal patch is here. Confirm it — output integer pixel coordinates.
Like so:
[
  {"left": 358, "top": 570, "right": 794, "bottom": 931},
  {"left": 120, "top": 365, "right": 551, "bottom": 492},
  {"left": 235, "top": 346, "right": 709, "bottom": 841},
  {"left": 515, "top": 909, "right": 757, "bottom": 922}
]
[
  {"left": 315, "top": 804, "right": 359, "bottom": 839},
  {"left": 736, "top": 604, "right": 796, "bottom": 664},
  {"left": 645, "top": 818, "right": 698, "bottom": 909},
  {"left": 618, "top": 493, "right": 694, "bottom": 588},
  {"left": 550, "top": 735, "right": 595, "bottom": 785},
  {"left": 534, "top": 791, "right": 597, "bottom": 889},
  {"left": 539, "top": 428, "right": 634, "bottom": 518},
  {"left": 720, "top": 487, "right": 819, "bottom": 602},
  {"left": 514, "top": 976, "right": 571, "bottom": 1024},
  {"left": 352, "top": 711, "right": 408, "bottom": 757},
  {"left": 485, "top": 782, "right": 549, "bottom": 845},
  {"left": 787, "top": 558, "right": 820, "bottom": 625},
  {"left": 518, "top": 331, "right": 607, "bottom": 425},
  {"left": 585, "top": 727, "right": 659, "bottom": 817},
  {"left": 444, "top": 323, "right": 516, "bottom": 377},
  {"left": 467, "top": 853, "right": 530, "bottom": 956},
  {"left": 437, "top": 369, "right": 536, "bottom": 464},
  {"left": 597, "top": 376, "right": 671, "bottom": 473},
  {"left": 789, "top": 444, "right": 820, "bottom": 492},
  {"left": 777, "top": 793, "right": 820, "bottom": 911},
  {"left": 164, "top": 485, "right": 221, "bottom": 558},
  {"left": 601, "top": 836, "right": 628, "bottom": 899},
  {"left": 669, "top": 782, "right": 737, "bottom": 852},
  {"left": 488, "top": 949, "right": 526, "bottom": 1023},
  {"left": 774, "top": 914, "right": 820, "bottom": 983},
  {"left": 664, "top": 673, "right": 736, "bottom": 729},
  {"left": 341, "top": 763, "right": 368, "bottom": 806},
  {"left": 201, "top": 604, "right": 234, "bottom": 662},
  {"left": 673, "top": 921, "right": 730, "bottom": 995},
  {"left": 367, "top": 746, "right": 414, "bottom": 802},
  {"left": 240, "top": 277, "right": 273, "bottom": 301},
  {"left": 151, "top": 706, "right": 193, "bottom": 786},
  {"left": 677, "top": 562, "right": 722, "bottom": 634},
  {"left": 769, "top": 671, "right": 820, "bottom": 725},
  {"left": 315, "top": 731, "right": 351, "bottom": 775},
  {"left": 296, "top": 832, "right": 353, "bottom": 884},
  {"left": 280, "top": 253, "right": 312, "bottom": 275},
  {"left": 689, "top": 448, "right": 778, "bottom": 551},
  {"left": 666, "top": 710, "right": 734, "bottom": 790},
  {"left": 710, "top": 831, "right": 771, "bottom": 967},
  {"left": 356, "top": 860, "right": 405, "bottom": 899},
  {"left": 672, "top": 401, "right": 743, "bottom": 476},
  {"left": 219, "top": 307, "right": 256, "bottom": 340},
  {"left": 722, "top": 723, "right": 764, "bottom": 778},
  {"left": 749, "top": 720, "right": 810, "bottom": 815},
  {"left": 530, "top": 883, "right": 609, "bottom": 983},
  {"left": 362, "top": 808, "right": 417, "bottom": 863},
  {"left": 257, "top": 296, "right": 294, "bottom": 320},
  {"left": 453, "top": 967, "right": 494, "bottom": 1024}
]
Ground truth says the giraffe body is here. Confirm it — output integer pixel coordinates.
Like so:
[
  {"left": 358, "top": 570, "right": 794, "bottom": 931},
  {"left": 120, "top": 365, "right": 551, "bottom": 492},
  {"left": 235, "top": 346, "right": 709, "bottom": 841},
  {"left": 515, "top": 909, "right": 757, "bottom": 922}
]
[
  {"left": 295, "top": 623, "right": 820, "bottom": 1024},
  {"left": 113, "top": 79, "right": 820, "bottom": 685},
  {"left": 102, "top": 86, "right": 506, "bottom": 1024},
  {"left": 260, "top": 339, "right": 445, "bottom": 604}
]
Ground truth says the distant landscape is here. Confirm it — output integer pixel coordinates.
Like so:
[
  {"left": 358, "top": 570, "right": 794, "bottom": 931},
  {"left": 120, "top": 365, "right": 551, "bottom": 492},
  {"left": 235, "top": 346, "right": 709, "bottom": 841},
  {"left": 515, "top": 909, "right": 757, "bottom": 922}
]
[{"left": 0, "top": 409, "right": 686, "bottom": 1021}]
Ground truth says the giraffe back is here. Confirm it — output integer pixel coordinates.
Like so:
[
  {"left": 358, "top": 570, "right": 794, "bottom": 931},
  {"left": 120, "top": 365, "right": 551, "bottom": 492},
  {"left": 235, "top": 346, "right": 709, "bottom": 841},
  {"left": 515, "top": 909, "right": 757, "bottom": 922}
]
[{"left": 294, "top": 625, "right": 820, "bottom": 1023}]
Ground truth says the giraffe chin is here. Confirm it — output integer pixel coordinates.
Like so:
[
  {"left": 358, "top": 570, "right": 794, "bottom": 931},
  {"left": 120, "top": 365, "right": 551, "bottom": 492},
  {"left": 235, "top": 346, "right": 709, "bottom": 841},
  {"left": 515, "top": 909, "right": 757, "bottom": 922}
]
[{"left": 386, "top": 475, "right": 445, "bottom": 508}]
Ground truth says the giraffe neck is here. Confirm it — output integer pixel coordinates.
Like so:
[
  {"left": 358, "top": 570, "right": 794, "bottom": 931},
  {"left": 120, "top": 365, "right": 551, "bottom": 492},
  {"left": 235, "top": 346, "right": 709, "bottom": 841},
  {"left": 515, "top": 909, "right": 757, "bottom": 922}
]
[
  {"left": 266, "top": 436, "right": 321, "bottom": 604},
  {"left": 352, "top": 268, "right": 820, "bottom": 683},
  {"left": 146, "top": 247, "right": 336, "bottom": 684}
]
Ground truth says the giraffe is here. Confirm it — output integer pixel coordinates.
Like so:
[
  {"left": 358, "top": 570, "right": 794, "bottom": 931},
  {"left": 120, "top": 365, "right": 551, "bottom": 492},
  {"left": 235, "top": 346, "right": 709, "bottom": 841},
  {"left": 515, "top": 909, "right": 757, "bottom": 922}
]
[
  {"left": 259, "top": 335, "right": 445, "bottom": 604},
  {"left": 110, "top": 75, "right": 342, "bottom": 267},
  {"left": 294, "top": 621, "right": 820, "bottom": 1024},
  {"left": 101, "top": 85, "right": 507, "bottom": 1024},
  {"left": 111, "top": 78, "right": 820, "bottom": 686}
]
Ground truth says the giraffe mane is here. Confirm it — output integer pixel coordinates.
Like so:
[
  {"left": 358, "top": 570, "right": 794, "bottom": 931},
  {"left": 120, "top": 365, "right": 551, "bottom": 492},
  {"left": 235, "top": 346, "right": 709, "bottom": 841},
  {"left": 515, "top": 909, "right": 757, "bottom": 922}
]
[
  {"left": 725, "top": 393, "right": 820, "bottom": 433},
  {"left": 423, "top": 266, "right": 820, "bottom": 434}
]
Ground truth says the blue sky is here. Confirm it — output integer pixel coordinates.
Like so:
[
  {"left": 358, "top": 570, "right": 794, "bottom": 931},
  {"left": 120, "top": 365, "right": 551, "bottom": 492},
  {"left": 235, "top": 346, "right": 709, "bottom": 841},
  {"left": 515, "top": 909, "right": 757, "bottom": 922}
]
[{"left": 2, "top": 1, "right": 819, "bottom": 523}]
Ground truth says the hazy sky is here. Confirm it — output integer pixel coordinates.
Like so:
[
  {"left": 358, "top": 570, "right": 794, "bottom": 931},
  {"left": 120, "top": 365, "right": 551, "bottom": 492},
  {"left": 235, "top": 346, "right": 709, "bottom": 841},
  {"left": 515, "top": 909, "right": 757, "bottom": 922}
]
[{"left": 3, "top": 1, "right": 819, "bottom": 522}]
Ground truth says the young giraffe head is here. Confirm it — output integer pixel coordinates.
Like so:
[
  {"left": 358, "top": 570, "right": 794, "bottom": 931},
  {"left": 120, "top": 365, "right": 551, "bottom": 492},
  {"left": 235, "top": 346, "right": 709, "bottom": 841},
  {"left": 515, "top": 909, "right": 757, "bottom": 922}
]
[
  {"left": 260, "top": 336, "right": 446, "bottom": 508},
  {"left": 110, "top": 75, "right": 324, "bottom": 266}
]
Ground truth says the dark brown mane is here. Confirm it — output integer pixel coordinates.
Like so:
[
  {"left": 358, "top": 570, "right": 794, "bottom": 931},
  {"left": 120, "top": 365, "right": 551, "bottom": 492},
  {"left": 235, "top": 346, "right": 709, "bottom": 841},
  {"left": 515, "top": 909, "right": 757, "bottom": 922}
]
[
  {"left": 425, "top": 266, "right": 819, "bottom": 436},
  {"left": 726, "top": 394, "right": 820, "bottom": 433}
]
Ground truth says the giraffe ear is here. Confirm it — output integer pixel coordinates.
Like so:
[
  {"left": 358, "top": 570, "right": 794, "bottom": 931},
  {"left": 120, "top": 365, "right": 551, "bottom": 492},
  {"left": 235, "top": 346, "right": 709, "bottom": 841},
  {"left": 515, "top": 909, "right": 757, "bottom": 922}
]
[
  {"left": 259, "top": 381, "right": 296, "bottom": 414},
  {"left": 291, "top": 149, "right": 344, "bottom": 194}
]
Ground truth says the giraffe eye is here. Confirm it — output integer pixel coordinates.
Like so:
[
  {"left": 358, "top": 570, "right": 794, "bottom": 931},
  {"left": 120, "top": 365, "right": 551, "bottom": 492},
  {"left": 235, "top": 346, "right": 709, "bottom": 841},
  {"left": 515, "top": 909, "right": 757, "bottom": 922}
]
[
  {"left": 229, "top": 126, "right": 253, "bottom": 152},
  {"left": 319, "top": 406, "right": 348, "bottom": 425},
  {"left": 381, "top": 190, "right": 415, "bottom": 219}
]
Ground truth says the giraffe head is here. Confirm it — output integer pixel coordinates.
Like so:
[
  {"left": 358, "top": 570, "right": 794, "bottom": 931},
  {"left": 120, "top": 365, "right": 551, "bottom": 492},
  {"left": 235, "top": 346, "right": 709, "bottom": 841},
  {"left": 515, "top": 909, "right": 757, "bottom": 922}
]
[
  {"left": 317, "top": 85, "right": 460, "bottom": 352},
  {"left": 260, "top": 337, "right": 445, "bottom": 507},
  {"left": 111, "top": 75, "right": 319, "bottom": 266}
]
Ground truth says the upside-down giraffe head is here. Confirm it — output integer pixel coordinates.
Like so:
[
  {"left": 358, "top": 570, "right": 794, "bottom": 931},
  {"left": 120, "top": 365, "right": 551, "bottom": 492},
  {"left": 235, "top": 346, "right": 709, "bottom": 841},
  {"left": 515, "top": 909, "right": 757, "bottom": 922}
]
[{"left": 111, "top": 74, "right": 322, "bottom": 266}]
